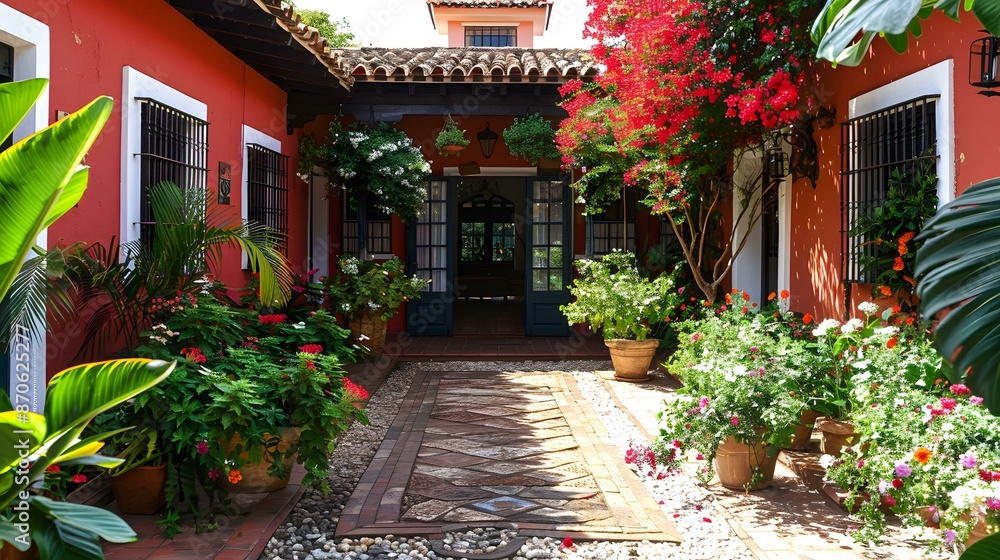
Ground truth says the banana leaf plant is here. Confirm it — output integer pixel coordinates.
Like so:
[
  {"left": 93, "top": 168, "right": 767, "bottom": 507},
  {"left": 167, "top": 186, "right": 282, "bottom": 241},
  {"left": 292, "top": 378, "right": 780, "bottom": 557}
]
[
  {"left": 812, "top": 0, "right": 1000, "bottom": 66},
  {"left": 915, "top": 177, "right": 1000, "bottom": 559},
  {"left": 0, "top": 78, "right": 175, "bottom": 557}
]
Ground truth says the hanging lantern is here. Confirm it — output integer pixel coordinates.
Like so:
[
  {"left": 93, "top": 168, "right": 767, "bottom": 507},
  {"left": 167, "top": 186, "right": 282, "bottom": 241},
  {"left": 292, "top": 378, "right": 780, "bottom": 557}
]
[
  {"left": 970, "top": 33, "right": 1000, "bottom": 96},
  {"left": 477, "top": 123, "right": 499, "bottom": 159}
]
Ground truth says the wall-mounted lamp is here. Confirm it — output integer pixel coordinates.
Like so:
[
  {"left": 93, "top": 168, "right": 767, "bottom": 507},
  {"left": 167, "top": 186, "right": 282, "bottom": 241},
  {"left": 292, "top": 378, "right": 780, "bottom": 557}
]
[
  {"left": 765, "top": 132, "right": 789, "bottom": 180},
  {"left": 477, "top": 123, "right": 498, "bottom": 159},
  {"left": 970, "top": 33, "right": 1000, "bottom": 96}
]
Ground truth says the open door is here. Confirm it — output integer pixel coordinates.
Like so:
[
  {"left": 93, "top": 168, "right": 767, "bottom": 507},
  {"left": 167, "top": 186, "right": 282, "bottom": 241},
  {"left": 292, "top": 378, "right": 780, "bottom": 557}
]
[
  {"left": 525, "top": 178, "right": 572, "bottom": 336},
  {"left": 407, "top": 179, "right": 454, "bottom": 336}
]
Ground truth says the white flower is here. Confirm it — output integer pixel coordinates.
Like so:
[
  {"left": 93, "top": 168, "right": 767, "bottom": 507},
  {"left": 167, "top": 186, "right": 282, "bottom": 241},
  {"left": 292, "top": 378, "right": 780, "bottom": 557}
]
[
  {"left": 840, "top": 318, "right": 864, "bottom": 334},
  {"left": 858, "top": 301, "right": 880, "bottom": 315},
  {"left": 292, "top": 321, "right": 306, "bottom": 330},
  {"left": 819, "top": 454, "right": 836, "bottom": 469},
  {"left": 812, "top": 318, "right": 840, "bottom": 337},
  {"left": 358, "top": 334, "right": 370, "bottom": 341},
  {"left": 874, "top": 325, "right": 899, "bottom": 337}
]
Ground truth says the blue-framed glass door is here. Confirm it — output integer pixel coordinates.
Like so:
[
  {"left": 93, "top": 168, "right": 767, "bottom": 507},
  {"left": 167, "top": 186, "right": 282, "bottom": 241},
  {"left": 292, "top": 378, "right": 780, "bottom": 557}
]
[
  {"left": 407, "top": 179, "right": 454, "bottom": 336},
  {"left": 525, "top": 178, "right": 572, "bottom": 336}
]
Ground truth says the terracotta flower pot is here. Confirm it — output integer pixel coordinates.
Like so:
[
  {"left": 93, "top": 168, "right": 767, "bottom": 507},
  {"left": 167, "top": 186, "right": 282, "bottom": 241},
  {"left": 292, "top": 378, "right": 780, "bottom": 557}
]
[
  {"left": 440, "top": 145, "right": 464, "bottom": 155},
  {"left": 963, "top": 514, "right": 998, "bottom": 547},
  {"left": 817, "top": 417, "right": 860, "bottom": 457},
  {"left": 605, "top": 339, "right": 659, "bottom": 382},
  {"left": 348, "top": 308, "right": 388, "bottom": 357},
  {"left": 785, "top": 410, "right": 821, "bottom": 451},
  {"left": 219, "top": 427, "right": 301, "bottom": 494},
  {"left": 110, "top": 464, "right": 167, "bottom": 514},
  {"left": 714, "top": 435, "right": 777, "bottom": 491}
]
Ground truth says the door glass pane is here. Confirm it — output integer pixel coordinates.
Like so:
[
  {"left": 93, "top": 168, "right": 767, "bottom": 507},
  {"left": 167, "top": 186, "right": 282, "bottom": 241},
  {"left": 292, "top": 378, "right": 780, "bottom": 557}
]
[
  {"left": 533, "top": 270, "right": 547, "bottom": 290},
  {"left": 533, "top": 203, "right": 549, "bottom": 222},
  {"left": 533, "top": 247, "right": 548, "bottom": 268},
  {"left": 549, "top": 225, "right": 563, "bottom": 245},
  {"left": 533, "top": 224, "right": 548, "bottom": 246},
  {"left": 416, "top": 180, "right": 448, "bottom": 294}
]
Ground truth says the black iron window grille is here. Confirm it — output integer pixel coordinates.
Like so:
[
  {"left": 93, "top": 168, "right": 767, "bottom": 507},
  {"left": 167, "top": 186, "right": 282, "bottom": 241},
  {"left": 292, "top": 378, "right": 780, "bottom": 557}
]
[
  {"left": 137, "top": 98, "right": 209, "bottom": 251},
  {"left": 841, "top": 95, "right": 938, "bottom": 283},
  {"left": 246, "top": 143, "right": 289, "bottom": 256},
  {"left": 343, "top": 199, "right": 392, "bottom": 255},
  {"left": 592, "top": 196, "right": 635, "bottom": 256},
  {"left": 465, "top": 26, "right": 517, "bottom": 47}
]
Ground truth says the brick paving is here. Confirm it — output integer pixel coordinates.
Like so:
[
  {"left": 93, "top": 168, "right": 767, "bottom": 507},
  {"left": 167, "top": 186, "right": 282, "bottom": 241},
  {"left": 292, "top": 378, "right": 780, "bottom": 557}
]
[{"left": 337, "top": 370, "right": 681, "bottom": 542}]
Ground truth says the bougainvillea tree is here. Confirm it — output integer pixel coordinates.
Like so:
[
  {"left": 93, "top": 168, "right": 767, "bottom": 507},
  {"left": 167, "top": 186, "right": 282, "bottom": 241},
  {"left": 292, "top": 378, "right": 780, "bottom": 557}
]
[{"left": 558, "top": 0, "right": 822, "bottom": 302}]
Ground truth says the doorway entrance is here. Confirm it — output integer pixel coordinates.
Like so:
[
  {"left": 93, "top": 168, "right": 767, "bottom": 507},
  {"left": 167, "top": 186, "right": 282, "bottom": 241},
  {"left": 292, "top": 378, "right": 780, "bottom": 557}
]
[{"left": 406, "top": 176, "right": 572, "bottom": 337}]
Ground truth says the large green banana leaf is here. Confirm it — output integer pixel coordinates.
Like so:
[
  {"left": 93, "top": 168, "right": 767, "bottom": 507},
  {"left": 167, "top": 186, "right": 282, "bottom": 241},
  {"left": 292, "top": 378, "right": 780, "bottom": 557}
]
[
  {"left": 812, "top": 0, "right": 1000, "bottom": 66},
  {"left": 915, "top": 178, "right": 1000, "bottom": 415},
  {"left": 0, "top": 80, "right": 112, "bottom": 304}
]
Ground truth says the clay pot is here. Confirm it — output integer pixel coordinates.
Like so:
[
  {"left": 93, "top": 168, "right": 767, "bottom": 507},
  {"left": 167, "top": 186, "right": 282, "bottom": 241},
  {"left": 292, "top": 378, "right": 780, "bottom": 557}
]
[
  {"left": 605, "top": 339, "right": 659, "bottom": 382},
  {"left": 785, "top": 410, "right": 821, "bottom": 451},
  {"left": 219, "top": 427, "right": 301, "bottom": 493},
  {"left": 110, "top": 464, "right": 167, "bottom": 514},
  {"left": 714, "top": 435, "right": 777, "bottom": 491},
  {"left": 348, "top": 308, "right": 388, "bottom": 357},
  {"left": 817, "top": 417, "right": 861, "bottom": 457},
  {"left": 964, "top": 515, "right": 998, "bottom": 547},
  {"left": 439, "top": 145, "right": 464, "bottom": 155}
]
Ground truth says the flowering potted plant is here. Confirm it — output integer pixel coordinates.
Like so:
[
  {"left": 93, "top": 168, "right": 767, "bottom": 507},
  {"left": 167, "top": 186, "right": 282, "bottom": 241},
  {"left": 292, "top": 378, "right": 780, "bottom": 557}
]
[
  {"left": 659, "top": 293, "right": 807, "bottom": 490},
  {"left": 434, "top": 116, "right": 470, "bottom": 156},
  {"left": 323, "top": 255, "right": 430, "bottom": 356},
  {"left": 560, "top": 251, "right": 680, "bottom": 381},
  {"left": 503, "top": 113, "right": 561, "bottom": 166},
  {"left": 299, "top": 119, "right": 430, "bottom": 256}
]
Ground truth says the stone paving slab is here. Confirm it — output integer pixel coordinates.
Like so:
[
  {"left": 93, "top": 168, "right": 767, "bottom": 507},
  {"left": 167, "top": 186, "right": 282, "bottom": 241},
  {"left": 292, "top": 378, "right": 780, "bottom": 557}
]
[{"left": 337, "top": 370, "right": 681, "bottom": 542}]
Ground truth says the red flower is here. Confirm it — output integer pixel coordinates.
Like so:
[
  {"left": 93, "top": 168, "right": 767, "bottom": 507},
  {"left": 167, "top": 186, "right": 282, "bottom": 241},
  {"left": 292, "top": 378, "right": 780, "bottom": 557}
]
[
  {"left": 299, "top": 344, "right": 323, "bottom": 354},
  {"left": 259, "top": 314, "right": 287, "bottom": 325},
  {"left": 879, "top": 286, "right": 893, "bottom": 298},
  {"left": 802, "top": 313, "right": 812, "bottom": 325},
  {"left": 742, "top": 291, "right": 750, "bottom": 301},
  {"left": 886, "top": 337, "right": 897, "bottom": 349},
  {"left": 898, "top": 231, "right": 915, "bottom": 244},
  {"left": 196, "top": 440, "right": 209, "bottom": 455},
  {"left": 892, "top": 478, "right": 904, "bottom": 490},
  {"left": 893, "top": 257, "right": 905, "bottom": 272},
  {"left": 344, "top": 379, "right": 370, "bottom": 400},
  {"left": 45, "top": 465, "right": 60, "bottom": 474},
  {"left": 780, "top": 290, "right": 790, "bottom": 299},
  {"left": 561, "top": 537, "right": 574, "bottom": 549},
  {"left": 72, "top": 474, "right": 87, "bottom": 484},
  {"left": 228, "top": 469, "right": 243, "bottom": 484},
  {"left": 208, "top": 468, "right": 220, "bottom": 481}
]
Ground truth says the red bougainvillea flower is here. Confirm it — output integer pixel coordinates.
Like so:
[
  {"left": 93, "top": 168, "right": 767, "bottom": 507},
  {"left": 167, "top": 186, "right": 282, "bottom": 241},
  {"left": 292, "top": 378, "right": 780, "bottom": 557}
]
[
  {"left": 228, "top": 470, "right": 243, "bottom": 484},
  {"left": 344, "top": 379, "right": 370, "bottom": 400},
  {"left": 72, "top": 474, "right": 87, "bottom": 484},
  {"left": 913, "top": 447, "right": 933, "bottom": 464},
  {"left": 259, "top": 314, "right": 287, "bottom": 325},
  {"left": 196, "top": 440, "right": 209, "bottom": 455},
  {"left": 208, "top": 468, "right": 220, "bottom": 481},
  {"left": 299, "top": 344, "right": 323, "bottom": 354}
]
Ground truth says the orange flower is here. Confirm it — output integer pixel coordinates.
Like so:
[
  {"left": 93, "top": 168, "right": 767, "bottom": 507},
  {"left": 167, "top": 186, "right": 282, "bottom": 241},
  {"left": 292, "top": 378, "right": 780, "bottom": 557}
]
[
  {"left": 725, "top": 293, "right": 733, "bottom": 305},
  {"left": 898, "top": 231, "right": 916, "bottom": 244},
  {"left": 903, "top": 275, "right": 916, "bottom": 287},
  {"left": 767, "top": 292, "right": 776, "bottom": 301},
  {"left": 886, "top": 337, "right": 897, "bottom": 349},
  {"left": 228, "top": 469, "right": 243, "bottom": 484},
  {"left": 891, "top": 305, "right": 902, "bottom": 314},
  {"left": 893, "top": 257, "right": 905, "bottom": 271},
  {"left": 702, "top": 300, "right": 711, "bottom": 307},
  {"left": 802, "top": 313, "right": 813, "bottom": 325},
  {"left": 731, "top": 288, "right": 738, "bottom": 294},
  {"left": 780, "top": 289, "right": 790, "bottom": 299},
  {"left": 742, "top": 291, "right": 750, "bottom": 301},
  {"left": 913, "top": 447, "right": 933, "bottom": 464},
  {"left": 879, "top": 285, "right": 893, "bottom": 298},
  {"left": 897, "top": 243, "right": 908, "bottom": 256}
]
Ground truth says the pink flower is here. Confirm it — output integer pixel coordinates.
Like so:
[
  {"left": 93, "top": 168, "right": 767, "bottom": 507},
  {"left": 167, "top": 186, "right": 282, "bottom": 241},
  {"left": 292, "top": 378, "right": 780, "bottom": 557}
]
[
  {"left": 895, "top": 463, "right": 912, "bottom": 478},
  {"left": 196, "top": 440, "right": 209, "bottom": 455},
  {"left": 971, "top": 396, "right": 985, "bottom": 405},
  {"left": 950, "top": 384, "right": 971, "bottom": 396},
  {"left": 208, "top": 468, "right": 220, "bottom": 481},
  {"left": 986, "top": 498, "right": 1000, "bottom": 510},
  {"left": 939, "top": 398, "right": 957, "bottom": 411},
  {"left": 960, "top": 452, "right": 978, "bottom": 469},
  {"left": 731, "top": 416, "right": 739, "bottom": 427},
  {"left": 691, "top": 333, "right": 702, "bottom": 342}
]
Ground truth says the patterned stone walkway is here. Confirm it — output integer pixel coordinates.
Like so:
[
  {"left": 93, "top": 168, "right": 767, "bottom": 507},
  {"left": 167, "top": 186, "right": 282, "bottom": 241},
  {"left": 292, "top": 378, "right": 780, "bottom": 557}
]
[{"left": 337, "top": 370, "right": 680, "bottom": 542}]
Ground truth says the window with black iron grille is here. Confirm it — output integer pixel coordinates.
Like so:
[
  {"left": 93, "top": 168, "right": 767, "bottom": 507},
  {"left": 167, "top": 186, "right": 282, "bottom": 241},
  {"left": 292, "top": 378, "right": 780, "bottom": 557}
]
[
  {"left": 592, "top": 195, "right": 635, "bottom": 256},
  {"left": 343, "top": 199, "right": 392, "bottom": 255},
  {"left": 465, "top": 26, "right": 517, "bottom": 47},
  {"left": 138, "top": 98, "right": 209, "bottom": 250},
  {"left": 1, "top": 42, "right": 13, "bottom": 153},
  {"left": 841, "top": 95, "right": 938, "bottom": 283},
  {"left": 246, "top": 144, "right": 289, "bottom": 256}
]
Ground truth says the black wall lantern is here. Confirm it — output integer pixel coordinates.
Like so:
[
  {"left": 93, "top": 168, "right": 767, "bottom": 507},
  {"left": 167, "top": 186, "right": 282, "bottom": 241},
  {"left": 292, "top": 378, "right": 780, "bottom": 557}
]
[
  {"left": 970, "top": 33, "right": 1000, "bottom": 96},
  {"left": 477, "top": 123, "right": 498, "bottom": 159},
  {"left": 765, "top": 132, "right": 789, "bottom": 180}
]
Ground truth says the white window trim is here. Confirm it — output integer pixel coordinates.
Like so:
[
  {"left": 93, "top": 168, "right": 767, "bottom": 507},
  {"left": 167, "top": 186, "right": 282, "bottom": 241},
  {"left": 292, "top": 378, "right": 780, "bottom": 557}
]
[
  {"left": 121, "top": 66, "right": 208, "bottom": 249},
  {"left": 1, "top": 5, "right": 49, "bottom": 412},
  {"left": 848, "top": 59, "right": 955, "bottom": 205}
]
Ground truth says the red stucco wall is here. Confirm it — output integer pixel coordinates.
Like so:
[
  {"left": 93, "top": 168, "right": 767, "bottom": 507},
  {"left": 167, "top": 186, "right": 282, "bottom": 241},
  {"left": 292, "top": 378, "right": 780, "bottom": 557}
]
[
  {"left": 791, "top": 11, "right": 995, "bottom": 319},
  {"left": 4, "top": 0, "right": 309, "bottom": 373}
]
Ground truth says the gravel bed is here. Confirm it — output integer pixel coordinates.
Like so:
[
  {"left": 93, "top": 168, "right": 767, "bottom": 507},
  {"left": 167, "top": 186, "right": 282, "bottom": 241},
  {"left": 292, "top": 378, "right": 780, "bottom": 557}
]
[{"left": 262, "top": 361, "right": 938, "bottom": 560}]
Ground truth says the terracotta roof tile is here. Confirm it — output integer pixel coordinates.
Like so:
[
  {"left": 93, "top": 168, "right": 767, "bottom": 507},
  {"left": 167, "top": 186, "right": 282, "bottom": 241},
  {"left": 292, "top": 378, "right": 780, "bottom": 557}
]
[
  {"left": 253, "top": 0, "right": 355, "bottom": 89},
  {"left": 336, "top": 47, "right": 596, "bottom": 81},
  {"left": 427, "top": 0, "right": 552, "bottom": 7}
]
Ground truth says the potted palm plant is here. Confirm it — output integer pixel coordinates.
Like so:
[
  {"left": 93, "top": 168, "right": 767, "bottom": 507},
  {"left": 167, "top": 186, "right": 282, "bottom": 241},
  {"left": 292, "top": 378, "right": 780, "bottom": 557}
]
[
  {"left": 560, "top": 252, "right": 680, "bottom": 381},
  {"left": 434, "top": 116, "right": 470, "bottom": 156},
  {"left": 107, "top": 427, "right": 167, "bottom": 514}
]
